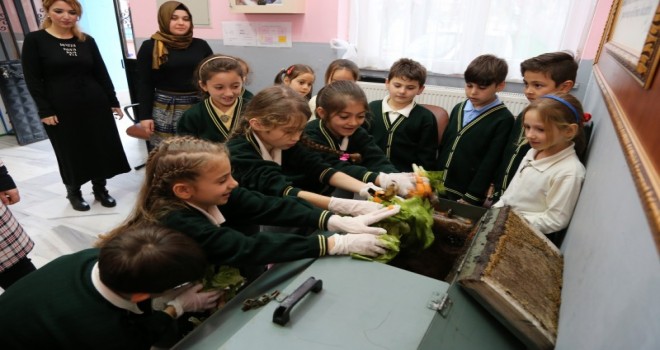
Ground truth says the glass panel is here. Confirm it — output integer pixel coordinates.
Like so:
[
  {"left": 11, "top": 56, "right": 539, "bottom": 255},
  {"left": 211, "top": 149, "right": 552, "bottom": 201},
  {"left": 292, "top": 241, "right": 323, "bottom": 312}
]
[{"left": 116, "top": 0, "right": 136, "bottom": 59}]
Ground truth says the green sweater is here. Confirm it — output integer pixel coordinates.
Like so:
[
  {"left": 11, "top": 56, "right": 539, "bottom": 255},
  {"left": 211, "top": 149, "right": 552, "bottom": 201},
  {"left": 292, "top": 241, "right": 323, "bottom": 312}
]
[
  {"left": 437, "top": 100, "right": 514, "bottom": 205},
  {"left": 366, "top": 101, "right": 438, "bottom": 172},
  {"left": 161, "top": 203, "right": 330, "bottom": 266},
  {"left": 176, "top": 97, "right": 249, "bottom": 143},
  {"left": 226, "top": 133, "right": 338, "bottom": 198},
  {"left": 492, "top": 112, "right": 529, "bottom": 201},
  {"left": 303, "top": 119, "right": 397, "bottom": 194},
  {"left": 0, "top": 249, "right": 174, "bottom": 350}
]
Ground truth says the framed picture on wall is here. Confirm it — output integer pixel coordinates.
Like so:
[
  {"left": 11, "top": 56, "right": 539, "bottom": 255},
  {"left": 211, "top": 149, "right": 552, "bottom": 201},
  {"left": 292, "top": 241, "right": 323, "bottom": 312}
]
[
  {"left": 597, "top": 0, "right": 660, "bottom": 88},
  {"left": 229, "top": 0, "right": 306, "bottom": 14}
]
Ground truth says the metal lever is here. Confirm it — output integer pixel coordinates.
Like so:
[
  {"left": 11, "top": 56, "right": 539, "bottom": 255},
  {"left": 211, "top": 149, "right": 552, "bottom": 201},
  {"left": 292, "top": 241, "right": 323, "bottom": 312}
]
[{"left": 272, "top": 276, "right": 323, "bottom": 326}]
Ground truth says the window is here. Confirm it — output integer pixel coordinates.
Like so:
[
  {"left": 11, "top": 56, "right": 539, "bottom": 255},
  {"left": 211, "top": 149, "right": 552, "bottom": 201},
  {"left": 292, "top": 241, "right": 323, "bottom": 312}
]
[{"left": 348, "top": 0, "right": 597, "bottom": 80}]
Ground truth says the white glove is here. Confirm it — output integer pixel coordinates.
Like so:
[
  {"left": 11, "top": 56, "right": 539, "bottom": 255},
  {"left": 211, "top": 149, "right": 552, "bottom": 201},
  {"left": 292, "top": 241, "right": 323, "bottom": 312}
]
[
  {"left": 379, "top": 173, "right": 415, "bottom": 197},
  {"left": 167, "top": 283, "right": 221, "bottom": 318},
  {"left": 327, "top": 205, "right": 401, "bottom": 235},
  {"left": 358, "top": 182, "right": 383, "bottom": 199},
  {"left": 328, "top": 197, "right": 384, "bottom": 216},
  {"left": 328, "top": 233, "right": 387, "bottom": 257}
]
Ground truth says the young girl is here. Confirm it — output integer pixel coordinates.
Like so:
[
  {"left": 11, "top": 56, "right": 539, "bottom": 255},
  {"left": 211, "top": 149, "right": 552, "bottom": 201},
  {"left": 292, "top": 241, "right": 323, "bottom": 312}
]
[
  {"left": 99, "top": 136, "right": 395, "bottom": 270},
  {"left": 227, "top": 85, "right": 412, "bottom": 211},
  {"left": 303, "top": 80, "right": 415, "bottom": 196},
  {"left": 309, "top": 59, "right": 360, "bottom": 121},
  {"left": 176, "top": 55, "right": 249, "bottom": 143},
  {"left": 493, "top": 93, "right": 586, "bottom": 237},
  {"left": 274, "top": 64, "right": 315, "bottom": 99}
]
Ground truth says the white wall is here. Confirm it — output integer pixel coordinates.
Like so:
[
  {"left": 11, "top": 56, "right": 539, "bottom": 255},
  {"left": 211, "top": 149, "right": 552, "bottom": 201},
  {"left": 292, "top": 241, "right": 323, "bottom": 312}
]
[{"left": 556, "top": 73, "right": 660, "bottom": 349}]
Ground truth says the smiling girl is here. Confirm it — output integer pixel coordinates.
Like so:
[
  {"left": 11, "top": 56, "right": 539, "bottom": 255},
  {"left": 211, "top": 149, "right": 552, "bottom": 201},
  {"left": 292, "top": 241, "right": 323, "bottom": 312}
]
[
  {"left": 493, "top": 93, "right": 586, "bottom": 238},
  {"left": 177, "top": 55, "right": 249, "bottom": 142},
  {"left": 303, "top": 80, "right": 415, "bottom": 196}
]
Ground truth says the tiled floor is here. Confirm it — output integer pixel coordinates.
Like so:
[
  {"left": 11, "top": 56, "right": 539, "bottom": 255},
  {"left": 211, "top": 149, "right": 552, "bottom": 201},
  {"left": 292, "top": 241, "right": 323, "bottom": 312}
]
[{"left": 0, "top": 113, "right": 148, "bottom": 271}]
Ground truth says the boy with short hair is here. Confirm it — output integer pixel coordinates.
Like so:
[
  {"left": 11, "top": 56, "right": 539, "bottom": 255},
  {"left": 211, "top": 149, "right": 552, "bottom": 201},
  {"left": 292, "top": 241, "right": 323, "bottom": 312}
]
[
  {"left": 0, "top": 225, "right": 221, "bottom": 349},
  {"left": 366, "top": 58, "right": 438, "bottom": 172},
  {"left": 437, "top": 54, "right": 514, "bottom": 205},
  {"left": 490, "top": 51, "right": 578, "bottom": 202}
]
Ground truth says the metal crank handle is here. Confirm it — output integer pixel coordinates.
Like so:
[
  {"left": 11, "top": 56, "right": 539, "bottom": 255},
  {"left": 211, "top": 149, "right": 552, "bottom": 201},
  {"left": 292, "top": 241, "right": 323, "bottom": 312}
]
[{"left": 272, "top": 276, "right": 323, "bottom": 326}]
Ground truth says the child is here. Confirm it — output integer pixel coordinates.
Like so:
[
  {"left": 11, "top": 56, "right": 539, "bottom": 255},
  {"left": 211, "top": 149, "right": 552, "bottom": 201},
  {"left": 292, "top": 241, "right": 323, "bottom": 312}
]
[
  {"left": 274, "top": 64, "right": 315, "bottom": 99},
  {"left": 228, "top": 85, "right": 414, "bottom": 210},
  {"left": 493, "top": 93, "right": 586, "bottom": 237},
  {"left": 100, "top": 136, "right": 395, "bottom": 272},
  {"left": 309, "top": 59, "right": 360, "bottom": 121},
  {"left": 0, "top": 225, "right": 221, "bottom": 349},
  {"left": 491, "top": 51, "right": 578, "bottom": 202},
  {"left": 437, "top": 54, "right": 514, "bottom": 205},
  {"left": 177, "top": 55, "right": 249, "bottom": 143},
  {"left": 0, "top": 159, "right": 36, "bottom": 290},
  {"left": 304, "top": 80, "right": 414, "bottom": 196},
  {"left": 234, "top": 55, "right": 255, "bottom": 100},
  {"left": 366, "top": 58, "right": 438, "bottom": 172}
]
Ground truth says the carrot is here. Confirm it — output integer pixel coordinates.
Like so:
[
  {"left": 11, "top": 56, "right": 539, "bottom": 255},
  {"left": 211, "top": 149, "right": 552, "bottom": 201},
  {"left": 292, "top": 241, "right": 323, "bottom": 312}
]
[{"left": 423, "top": 179, "right": 432, "bottom": 195}]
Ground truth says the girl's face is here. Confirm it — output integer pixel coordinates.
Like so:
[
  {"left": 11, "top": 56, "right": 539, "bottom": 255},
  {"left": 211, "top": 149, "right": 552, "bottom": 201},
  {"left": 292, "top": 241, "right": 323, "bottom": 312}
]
[
  {"left": 48, "top": 1, "right": 78, "bottom": 31},
  {"left": 200, "top": 71, "right": 243, "bottom": 110},
  {"left": 284, "top": 73, "right": 315, "bottom": 96},
  {"left": 523, "top": 109, "right": 572, "bottom": 158},
  {"left": 183, "top": 156, "right": 238, "bottom": 207},
  {"left": 251, "top": 117, "right": 306, "bottom": 150},
  {"left": 328, "top": 68, "right": 356, "bottom": 84},
  {"left": 169, "top": 9, "right": 192, "bottom": 35},
  {"left": 321, "top": 99, "right": 367, "bottom": 138}
]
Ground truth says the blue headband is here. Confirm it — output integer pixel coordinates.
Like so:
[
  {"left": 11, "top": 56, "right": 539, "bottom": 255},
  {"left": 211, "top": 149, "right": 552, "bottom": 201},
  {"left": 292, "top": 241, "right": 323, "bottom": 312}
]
[{"left": 540, "top": 95, "right": 580, "bottom": 123}]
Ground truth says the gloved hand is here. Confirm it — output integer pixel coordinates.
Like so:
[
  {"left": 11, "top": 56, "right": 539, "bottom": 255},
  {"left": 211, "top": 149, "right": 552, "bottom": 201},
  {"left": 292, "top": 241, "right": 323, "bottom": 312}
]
[
  {"left": 379, "top": 172, "right": 415, "bottom": 197},
  {"left": 328, "top": 197, "right": 384, "bottom": 216},
  {"left": 328, "top": 233, "right": 387, "bottom": 257},
  {"left": 327, "top": 205, "right": 401, "bottom": 235},
  {"left": 358, "top": 182, "right": 384, "bottom": 199},
  {"left": 166, "top": 283, "right": 221, "bottom": 318}
]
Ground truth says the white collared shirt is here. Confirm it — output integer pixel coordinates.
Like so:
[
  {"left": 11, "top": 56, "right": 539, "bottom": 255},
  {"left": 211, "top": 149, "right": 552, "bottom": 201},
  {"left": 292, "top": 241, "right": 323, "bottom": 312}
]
[
  {"left": 91, "top": 262, "right": 143, "bottom": 314},
  {"left": 185, "top": 201, "right": 226, "bottom": 226},
  {"left": 382, "top": 96, "right": 416, "bottom": 124},
  {"left": 251, "top": 131, "right": 282, "bottom": 165},
  {"left": 493, "top": 143, "right": 585, "bottom": 234}
]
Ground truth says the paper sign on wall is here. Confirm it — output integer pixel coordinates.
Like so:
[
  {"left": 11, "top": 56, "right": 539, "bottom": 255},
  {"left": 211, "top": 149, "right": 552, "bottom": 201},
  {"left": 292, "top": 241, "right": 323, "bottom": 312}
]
[{"left": 222, "top": 21, "right": 292, "bottom": 48}]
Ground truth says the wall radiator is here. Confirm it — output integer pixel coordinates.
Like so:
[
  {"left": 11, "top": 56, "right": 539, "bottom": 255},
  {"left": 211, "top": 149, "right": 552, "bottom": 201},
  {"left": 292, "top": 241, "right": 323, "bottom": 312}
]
[{"left": 357, "top": 81, "right": 529, "bottom": 116}]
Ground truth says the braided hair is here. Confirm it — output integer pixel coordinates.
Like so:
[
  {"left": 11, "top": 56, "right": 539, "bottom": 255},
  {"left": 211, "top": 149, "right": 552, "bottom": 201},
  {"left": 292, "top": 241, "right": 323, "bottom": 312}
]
[{"left": 97, "top": 136, "right": 229, "bottom": 246}]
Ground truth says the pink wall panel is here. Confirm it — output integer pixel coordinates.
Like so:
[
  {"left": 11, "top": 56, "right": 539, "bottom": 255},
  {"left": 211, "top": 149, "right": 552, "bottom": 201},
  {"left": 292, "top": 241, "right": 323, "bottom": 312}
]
[
  {"left": 130, "top": 0, "right": 346, "bottom": 43},
  {"left": 582, "top": 0, "right": 614, "bottom": 59}
]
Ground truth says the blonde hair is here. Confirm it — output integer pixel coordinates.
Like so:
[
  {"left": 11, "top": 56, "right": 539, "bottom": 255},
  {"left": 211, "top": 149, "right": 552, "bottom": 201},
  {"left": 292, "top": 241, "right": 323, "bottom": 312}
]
[
  {"left": 41, "top": 0, "right": 86, "bottom": 41},
  {"left": 522, "top": 92, "right": 586, "bottom": 161},
  {"left": 97, "top": 136, "right": 229, "bottom": 246},
  {"left": 231, "top": 85, "right": 310, "bottom": 138}
]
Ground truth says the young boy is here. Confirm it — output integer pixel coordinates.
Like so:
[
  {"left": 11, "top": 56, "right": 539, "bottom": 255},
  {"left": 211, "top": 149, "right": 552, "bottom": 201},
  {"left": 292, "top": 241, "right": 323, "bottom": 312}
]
[
  {"left": 366, "top": 58, "right": 438, "bottom": 172},
  {"left": 490, "top": 51, "right": 578, "bottom": 202},
  {"left": 0, "top": 225, "right": 221, "bottom": 349},
  {"left": 437, "top": 54, "right": 514, "bottom": 205}
]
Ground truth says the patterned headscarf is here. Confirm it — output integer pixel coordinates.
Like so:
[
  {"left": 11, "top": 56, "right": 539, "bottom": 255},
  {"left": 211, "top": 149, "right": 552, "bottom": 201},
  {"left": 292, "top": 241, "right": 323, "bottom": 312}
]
[{"left": 150, "top": 1, "right": 194, "bottom": 69}]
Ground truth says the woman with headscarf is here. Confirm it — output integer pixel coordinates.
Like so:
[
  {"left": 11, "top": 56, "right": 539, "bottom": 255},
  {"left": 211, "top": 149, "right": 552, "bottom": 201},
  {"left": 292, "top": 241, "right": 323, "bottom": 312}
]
[{"left": 136, "top": 1, "right": 213, "bottom": 148}]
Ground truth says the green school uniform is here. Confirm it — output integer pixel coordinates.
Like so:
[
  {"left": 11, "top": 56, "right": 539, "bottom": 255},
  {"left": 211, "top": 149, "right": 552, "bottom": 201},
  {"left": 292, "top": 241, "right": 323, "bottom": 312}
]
[
  {"left": 161, "top": 203, "right": 329, "bottom": 266},
  {"left": 438, "top": 100, "right": 514, "bottom": 205},
  {"left": 366, "top": 101, "right": 438, "bottom": 172},
  {"left": 0, "top": 249, "right": 174, "bottom": 350},
  {"left": 492, "top": 112, "right": 529, "bottom": 201},
  {"left": 176, "top": 96, "right": 249, "bottom": 143},
  {"left": 226, "top": 133, "right": 338, "bottom": 197},
  {"left": 303, "top": 119, "right": 398, "bottom": 194}
]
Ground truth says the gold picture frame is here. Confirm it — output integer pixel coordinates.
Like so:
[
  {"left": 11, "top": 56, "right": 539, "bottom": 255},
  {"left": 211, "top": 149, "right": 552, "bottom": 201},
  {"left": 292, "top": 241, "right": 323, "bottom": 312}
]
[
  {"left": 229, "top": 0, "right": 306, "bottom": 14},
  {"left": 595, "top": 0, "right": 660, "bottom": 252},
  {"left": 596, "top": 0, "right": 660, "bottom": 89}
]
